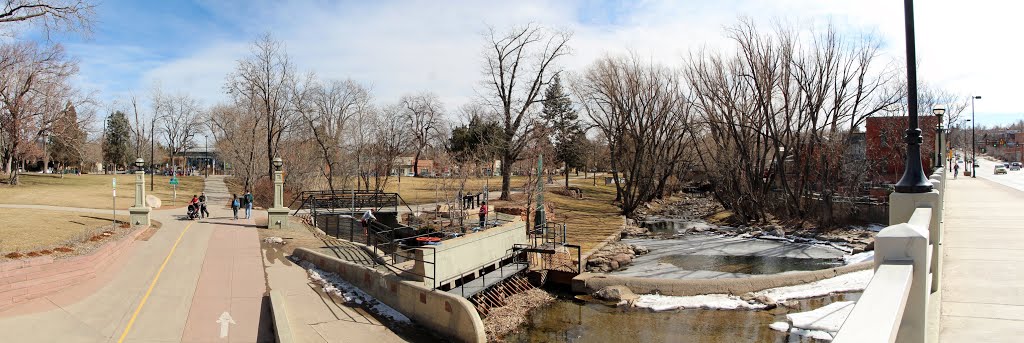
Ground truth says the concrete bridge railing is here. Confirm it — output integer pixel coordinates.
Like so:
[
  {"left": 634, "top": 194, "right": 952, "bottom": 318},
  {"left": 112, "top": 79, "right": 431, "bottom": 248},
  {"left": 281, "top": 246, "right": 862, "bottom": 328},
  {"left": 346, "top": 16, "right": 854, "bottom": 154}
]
[{"left": 834, "top": 167, "right": 945, "bottom": 343}]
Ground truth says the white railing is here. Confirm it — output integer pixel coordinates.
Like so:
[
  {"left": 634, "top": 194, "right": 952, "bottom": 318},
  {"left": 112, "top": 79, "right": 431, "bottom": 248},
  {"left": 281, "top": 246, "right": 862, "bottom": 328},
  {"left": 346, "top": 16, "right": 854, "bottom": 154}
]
[{"left": 834, "top": 167, "right": 944, "bottom": 343}]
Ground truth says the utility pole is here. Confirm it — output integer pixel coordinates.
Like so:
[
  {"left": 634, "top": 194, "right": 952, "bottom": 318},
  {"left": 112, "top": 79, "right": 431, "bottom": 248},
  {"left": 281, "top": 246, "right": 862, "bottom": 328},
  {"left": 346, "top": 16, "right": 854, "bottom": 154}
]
[{"left": 971, "top": 95, "right": 982, "bottom": 178}]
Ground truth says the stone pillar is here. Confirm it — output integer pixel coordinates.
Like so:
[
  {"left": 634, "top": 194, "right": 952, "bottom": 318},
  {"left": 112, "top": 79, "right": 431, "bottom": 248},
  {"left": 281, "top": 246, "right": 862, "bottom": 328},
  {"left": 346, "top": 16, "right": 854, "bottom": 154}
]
[
  {"left": 129, "top": 163, "right": 151, "bottom": 226},
  {"left": 267, "top": 157, "right": 290, "bottom": 229}
]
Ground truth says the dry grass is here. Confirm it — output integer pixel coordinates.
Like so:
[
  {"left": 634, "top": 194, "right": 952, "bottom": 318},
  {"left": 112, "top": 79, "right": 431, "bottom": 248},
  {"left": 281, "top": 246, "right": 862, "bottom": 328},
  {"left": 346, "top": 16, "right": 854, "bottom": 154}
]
[
  {"left": 546, "top": 181, "right": 625, "bottom": 255},
  {"left": 0, "top": 208, "right": 128, "bottom": 253},
  {"left": 0, "top": 173, "right": 205, "bottom": 209}
]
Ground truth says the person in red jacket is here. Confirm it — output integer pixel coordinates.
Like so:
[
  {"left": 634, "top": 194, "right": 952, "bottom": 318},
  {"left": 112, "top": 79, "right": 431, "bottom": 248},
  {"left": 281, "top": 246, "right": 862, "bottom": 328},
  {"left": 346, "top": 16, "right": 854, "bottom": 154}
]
[{"left": 479, "top": 201, "right": 488, "bottom": 229}]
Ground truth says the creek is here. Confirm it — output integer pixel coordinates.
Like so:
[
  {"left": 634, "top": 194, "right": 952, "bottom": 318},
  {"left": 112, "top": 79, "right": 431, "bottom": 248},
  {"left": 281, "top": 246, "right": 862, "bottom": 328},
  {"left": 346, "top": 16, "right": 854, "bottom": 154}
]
[{"left": 504, "top": 289, "right": 860, "bottom": 342}]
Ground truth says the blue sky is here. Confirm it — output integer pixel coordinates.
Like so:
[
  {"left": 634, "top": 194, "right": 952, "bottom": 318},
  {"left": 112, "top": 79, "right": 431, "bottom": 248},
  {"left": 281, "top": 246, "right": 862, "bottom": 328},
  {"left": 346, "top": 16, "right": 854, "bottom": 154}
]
[{"left": 20, "top": 0, "right": 1024, "bottom": 129}]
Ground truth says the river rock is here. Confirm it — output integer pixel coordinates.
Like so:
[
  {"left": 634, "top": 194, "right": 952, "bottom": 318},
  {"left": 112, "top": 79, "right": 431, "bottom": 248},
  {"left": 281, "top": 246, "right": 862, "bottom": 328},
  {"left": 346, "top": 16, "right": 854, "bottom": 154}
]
[
  {"left": 631, "top": 245, "right": 650, "bottom": 255},
  {"left": 740, "top": 292, "right": 757, "bottom": 302},
  {"left": 608, "top": 260, "right": 620, "bottom": 270},
  {"left": 755, "top": 294, "right": 778, "bottom": 309},
  {"left": 593, "top": 285, "right": 638, "bottom": 303},
  {"left": 771, "top": 227, "right": 786, "bottom": 237},
  {"left": 612, "top": 253, "right": 632, "bottom": 267},
  {"left": 864, "top": 240, "right": 875, "bottom": 251}
]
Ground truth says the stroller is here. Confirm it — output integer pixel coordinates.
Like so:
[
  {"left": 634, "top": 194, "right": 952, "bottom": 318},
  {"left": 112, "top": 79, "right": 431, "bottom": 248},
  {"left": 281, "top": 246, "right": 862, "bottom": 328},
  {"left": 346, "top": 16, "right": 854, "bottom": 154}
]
[{"left": 186, "top": 203, "right": 200, "bottom": 220}]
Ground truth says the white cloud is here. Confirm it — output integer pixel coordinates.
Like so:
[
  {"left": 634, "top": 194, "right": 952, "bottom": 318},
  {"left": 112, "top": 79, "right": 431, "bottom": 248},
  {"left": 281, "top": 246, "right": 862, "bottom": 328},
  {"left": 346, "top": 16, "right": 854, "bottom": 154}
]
[{"left": 72, "top": 0, "right": 1023, "bottom": 125}]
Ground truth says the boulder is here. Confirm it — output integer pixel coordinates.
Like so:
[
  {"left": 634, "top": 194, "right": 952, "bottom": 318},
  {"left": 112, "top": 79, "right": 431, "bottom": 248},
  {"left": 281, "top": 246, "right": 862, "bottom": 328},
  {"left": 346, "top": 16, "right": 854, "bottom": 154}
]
[
  {"left": 612, "top": 253, "right": 632, "bottom": 267},
  {"left": 592, "top": 285, "right": 638, "bottom": 303},
  {"left": 740, "top": 292, "right": 757, "bottom": 302},
  {"left": 631, "top": 245, "right": 650, "bottom": 255},
  {"left": 771, "top": 227, "right": 786, "bottom": 237},
  {"left": 608, "top": 260, "right": 620, "bottom": 270},
  {"left": 864, "top": 241, "right": 875, "bottom": 252}
]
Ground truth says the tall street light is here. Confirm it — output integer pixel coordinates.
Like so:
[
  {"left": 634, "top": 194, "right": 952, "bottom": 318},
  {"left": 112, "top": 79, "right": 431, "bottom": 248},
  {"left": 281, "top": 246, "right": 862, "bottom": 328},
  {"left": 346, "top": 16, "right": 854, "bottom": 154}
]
[
  {"left": 971, "top": 95, "right": 982, "bottom": 178},
  {"left": 933, "top": 105, "right": 945, "bottom": 168},
  {"left": 204, "top": 135, "right": 209, "bottom": 179},
  {"left": 895, "top": 0, "right": 932, "bottom": 193}
]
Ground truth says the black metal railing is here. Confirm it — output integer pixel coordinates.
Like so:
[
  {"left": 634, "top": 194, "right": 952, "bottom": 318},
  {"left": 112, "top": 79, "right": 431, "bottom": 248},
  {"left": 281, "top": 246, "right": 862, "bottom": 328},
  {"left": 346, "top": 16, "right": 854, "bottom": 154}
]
[{"left": 449, "top": 246, "right": 528, "bottom": 298}]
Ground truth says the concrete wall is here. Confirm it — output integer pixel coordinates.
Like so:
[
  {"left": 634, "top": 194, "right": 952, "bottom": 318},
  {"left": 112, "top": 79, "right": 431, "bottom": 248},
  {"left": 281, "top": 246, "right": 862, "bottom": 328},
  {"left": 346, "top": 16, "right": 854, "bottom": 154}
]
[
  {"left": 0, "top": 227, "right": 146, "bottom": 312},
  {"left": 573, "top": 261, "right": 872, "bottom": 296},
  {"left": 293, "top": 248, "right": 486, "bottom": 343},
  {"left": 418, "top": 221, "right": 528, "bottom": 286}
]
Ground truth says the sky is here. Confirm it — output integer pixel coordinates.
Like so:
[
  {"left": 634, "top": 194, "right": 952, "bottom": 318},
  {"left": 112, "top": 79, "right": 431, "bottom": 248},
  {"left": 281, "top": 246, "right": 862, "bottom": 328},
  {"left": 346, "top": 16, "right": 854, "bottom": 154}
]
[{"left": 23, "top": 0, "right": 1024, "bottom": 129}]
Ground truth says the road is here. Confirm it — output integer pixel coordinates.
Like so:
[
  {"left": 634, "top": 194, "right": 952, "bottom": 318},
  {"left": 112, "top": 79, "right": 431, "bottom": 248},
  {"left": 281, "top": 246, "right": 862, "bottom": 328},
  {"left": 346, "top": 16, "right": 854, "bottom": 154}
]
[{"left": 955, "top": 155, "right": 1024, "bottom": 192}]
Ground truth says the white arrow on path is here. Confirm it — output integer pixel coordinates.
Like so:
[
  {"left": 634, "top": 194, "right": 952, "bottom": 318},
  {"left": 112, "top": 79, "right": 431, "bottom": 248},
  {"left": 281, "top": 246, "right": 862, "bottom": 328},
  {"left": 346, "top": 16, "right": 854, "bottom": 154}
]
[{"left": 217, "top": 311, "right": 236, "bottom": 338}]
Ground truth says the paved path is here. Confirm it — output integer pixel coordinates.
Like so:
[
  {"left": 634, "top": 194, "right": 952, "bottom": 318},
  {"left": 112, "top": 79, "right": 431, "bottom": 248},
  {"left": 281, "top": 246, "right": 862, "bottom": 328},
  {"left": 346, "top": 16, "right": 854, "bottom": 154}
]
[
  {"left": 0, "top": 176, "right": 272, "bottom": 342},
  {"left": 940, "top": 174, "right": 1024, "bottom": 342}
]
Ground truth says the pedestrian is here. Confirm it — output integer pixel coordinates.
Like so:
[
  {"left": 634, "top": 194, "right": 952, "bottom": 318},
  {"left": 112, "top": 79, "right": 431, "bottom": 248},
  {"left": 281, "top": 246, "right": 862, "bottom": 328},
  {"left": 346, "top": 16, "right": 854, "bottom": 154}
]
[
  {"left": 479, "top": 201, "right": 488, "bottom": 228},
  {"left": 244, "top": 191, "right": 254, "bottom": 219},
  {"left": 198, "top": 192, "right": 209, "bottom": 218},
  {"left": 361, "top": 209, "right": 377, "bottom": 236},
  {"left": 231, "top": 194, "right": 240, "bottom": 220},
  {"left": 953, "top": 163, "right": 960, "bottom": 179}
]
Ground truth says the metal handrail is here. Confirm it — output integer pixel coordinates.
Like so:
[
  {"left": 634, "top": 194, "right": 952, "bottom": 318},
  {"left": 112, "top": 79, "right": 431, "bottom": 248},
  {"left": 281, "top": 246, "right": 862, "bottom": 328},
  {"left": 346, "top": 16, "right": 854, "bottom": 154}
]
[{"left": 450, "top": 246, "right": 527, "bottom": 298}]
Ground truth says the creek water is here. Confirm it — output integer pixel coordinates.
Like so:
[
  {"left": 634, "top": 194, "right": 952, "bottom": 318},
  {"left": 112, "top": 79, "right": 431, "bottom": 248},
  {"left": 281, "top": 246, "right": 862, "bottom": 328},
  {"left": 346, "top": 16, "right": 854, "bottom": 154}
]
[
  {"left": 504, "top": 291, "right": 861, "bottom": 342},
  {"left": 659, "top": 254, "right": 843, "bottom": 275}
]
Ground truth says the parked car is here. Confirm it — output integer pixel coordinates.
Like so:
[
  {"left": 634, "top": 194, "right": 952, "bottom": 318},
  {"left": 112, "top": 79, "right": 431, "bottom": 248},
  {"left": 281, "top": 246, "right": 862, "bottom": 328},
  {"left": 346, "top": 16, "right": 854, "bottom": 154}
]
[
  {"left": 1011, "top": 162, "right": 1022, "bottom": 171},
  {"left": 994, "top": 165, "right": 1008, "bottom": 175}
]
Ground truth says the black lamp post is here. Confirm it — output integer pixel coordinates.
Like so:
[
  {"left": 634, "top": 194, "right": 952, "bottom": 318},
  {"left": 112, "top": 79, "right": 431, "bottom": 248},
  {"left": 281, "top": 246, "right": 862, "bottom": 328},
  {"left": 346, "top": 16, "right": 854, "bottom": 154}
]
[
  {"left": 933, "top": 105, "right": 945, "bottom": 168},
  {"left": 971, "top": 95, "right": 981, "bottom": 178},
  {"left": 894, "top": 0, "right": 932, "bottom": 193}
]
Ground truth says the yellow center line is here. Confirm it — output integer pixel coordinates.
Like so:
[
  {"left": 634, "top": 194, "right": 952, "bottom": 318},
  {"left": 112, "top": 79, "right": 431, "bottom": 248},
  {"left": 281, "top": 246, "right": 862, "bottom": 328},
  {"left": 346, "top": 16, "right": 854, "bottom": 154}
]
[{"left": 117, "top": 221, "right": 195, "bottom": 343}]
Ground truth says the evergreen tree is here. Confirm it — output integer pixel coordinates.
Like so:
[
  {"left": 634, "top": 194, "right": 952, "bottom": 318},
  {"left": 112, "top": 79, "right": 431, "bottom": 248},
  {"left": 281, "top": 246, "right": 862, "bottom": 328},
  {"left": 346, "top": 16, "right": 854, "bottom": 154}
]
[
  {"left": 102, "top": 111, "right": 133, "bottom": 171},
  {"left": 449, "top": 115, "right": 502, "bottom": 164},
  {"left": 541, "top": 74, "right": 586, "bottom": 187},
  {"left": 49, "top": 102, "right": 87, "bottom": 173}
]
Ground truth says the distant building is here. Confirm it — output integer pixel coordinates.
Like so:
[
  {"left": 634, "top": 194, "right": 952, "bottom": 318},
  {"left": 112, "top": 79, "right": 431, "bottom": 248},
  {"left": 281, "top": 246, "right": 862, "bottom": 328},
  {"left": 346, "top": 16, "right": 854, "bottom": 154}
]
[
  {"left": 394, "top": 157, "right": 434, "bottom": 176},
  {"left": 865, "top": 115, "right": 938, "bottom": 183}
]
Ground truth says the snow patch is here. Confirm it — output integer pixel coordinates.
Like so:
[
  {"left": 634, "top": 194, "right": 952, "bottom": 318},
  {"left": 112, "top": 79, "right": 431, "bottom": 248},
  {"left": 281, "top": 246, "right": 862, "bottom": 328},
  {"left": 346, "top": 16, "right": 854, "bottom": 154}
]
[
  {"left": 787, "top": 301, "right": 855, "bottom": 332},
  {"left": 843, "top": 251, "right": 874, "bottom": 265},
  {"left": 263, "top": 237, "right": 286, "bottom": 245},
  {"left": 769, "top": 321, "right": 790, "bottom": 332},
  {"left": 754, "top": 269, "right": 872, "bottom": 303},
  {"left": 297, "top": 260, "right": 411, "bottom": 324},
  {"left": 789, "top": 328, "right": 836, "bottom": 341},
  {"left": 633, "top": 294, "right": 767, "bottom": 311}
]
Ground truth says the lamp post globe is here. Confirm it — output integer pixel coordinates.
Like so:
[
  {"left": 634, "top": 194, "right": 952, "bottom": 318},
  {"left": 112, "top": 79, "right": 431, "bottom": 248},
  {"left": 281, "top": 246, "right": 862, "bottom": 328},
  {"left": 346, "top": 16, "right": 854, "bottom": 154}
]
[
  {"left": 134, "top": 158, "right": 145, "bottom": 170},
  {"left": 273, "top": 157, "right": 283, "bottom": 171}
]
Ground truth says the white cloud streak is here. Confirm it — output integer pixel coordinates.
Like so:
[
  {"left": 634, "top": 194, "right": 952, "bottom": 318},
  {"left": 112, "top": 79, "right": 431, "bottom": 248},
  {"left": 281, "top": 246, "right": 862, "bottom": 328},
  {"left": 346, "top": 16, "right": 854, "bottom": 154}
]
[{"left": 71, "top": 0, "right": 1023, "bottom": 125}]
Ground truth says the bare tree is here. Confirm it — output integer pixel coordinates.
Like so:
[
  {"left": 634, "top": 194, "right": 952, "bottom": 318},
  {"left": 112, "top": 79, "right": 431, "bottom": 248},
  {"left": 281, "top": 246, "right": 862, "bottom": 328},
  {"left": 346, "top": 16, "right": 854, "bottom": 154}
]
[
  {"left": 0, "top": 41, "right": 76, "bottom": 184},
  {"left": 157, "top": 93, "right": 201, "bottom": 173},
  {"left": 296, "top": 77, "right": 371, "bottom": 192},
  {"left": 480, "top": 24, "right": 571, "bottom": 200},
  {"left": 0, "top": 0, "right": 95, "bottom": 37},
  {"left": 225, "top": 33, "right": 299, "bottom": 181},
  {"left": 400, "top": 92, "right": 443, "bottom": 178},
  {"left": 210, "top": 103, "right": 264, "bottom": 191},
  {"left": 573, "top": 55, "right": 693, "bottom": 215}
]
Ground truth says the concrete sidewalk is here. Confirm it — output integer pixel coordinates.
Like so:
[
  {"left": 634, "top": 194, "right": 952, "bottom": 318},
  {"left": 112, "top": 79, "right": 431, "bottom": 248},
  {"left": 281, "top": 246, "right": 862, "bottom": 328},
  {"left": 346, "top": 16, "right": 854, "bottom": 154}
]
[
  {"left": 0, "top": 175, "right": 272, "bottom": 342},
  {"left": 940, "top": 176, "right": 1024, "bottom": 342}
]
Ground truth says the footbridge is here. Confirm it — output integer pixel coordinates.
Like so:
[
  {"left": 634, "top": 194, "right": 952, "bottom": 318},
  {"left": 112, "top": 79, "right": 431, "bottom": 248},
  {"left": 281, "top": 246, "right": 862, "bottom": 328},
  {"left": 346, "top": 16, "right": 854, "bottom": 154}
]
[{"left": 835, "top": 163, "right": 1024, "bottom": 342}]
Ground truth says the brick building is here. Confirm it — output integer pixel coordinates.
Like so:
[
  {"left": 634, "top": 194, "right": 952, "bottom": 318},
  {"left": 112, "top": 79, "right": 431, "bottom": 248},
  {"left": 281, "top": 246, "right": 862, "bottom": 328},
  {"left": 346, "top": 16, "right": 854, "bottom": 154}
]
[{"left": 865, "top": 115, "right": 938, "bottom": 182}]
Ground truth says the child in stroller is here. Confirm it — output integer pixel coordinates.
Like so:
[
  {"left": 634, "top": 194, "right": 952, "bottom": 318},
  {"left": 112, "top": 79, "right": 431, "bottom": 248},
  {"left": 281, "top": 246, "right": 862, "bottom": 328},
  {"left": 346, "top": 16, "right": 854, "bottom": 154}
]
[
  {"left": 186, "top": 203, "right": 200, "bottom": 220},
  {"left": 186, "top": 194, "right": 200, "bottom": 220}
]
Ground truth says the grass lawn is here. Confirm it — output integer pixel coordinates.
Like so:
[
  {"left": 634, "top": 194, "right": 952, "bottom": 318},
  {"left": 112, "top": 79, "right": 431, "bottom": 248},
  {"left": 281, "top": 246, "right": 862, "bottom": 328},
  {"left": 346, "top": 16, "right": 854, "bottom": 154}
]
[
  {"left": 545, "top": 181, "right": 624, "bottom": 255},
  {"left": 0, "top": 173, "right": 205, "bottom": 210},
  {"left": 0, "top": 208, "right": 128, "bottom": 252},
  {"left": 387, "top": 175, "right": 527, "bottom": 205}
]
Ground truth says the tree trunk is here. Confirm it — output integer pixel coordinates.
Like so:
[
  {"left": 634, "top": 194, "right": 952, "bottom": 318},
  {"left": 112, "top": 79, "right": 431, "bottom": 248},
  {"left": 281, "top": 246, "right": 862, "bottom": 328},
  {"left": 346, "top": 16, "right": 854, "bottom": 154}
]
[
  {"left": 499, "top": 152, "right": 512, "bottom": 200},
  {"left": 564, "top": 164, "right": 569, "bottom": 188},
  {"left": 413, "top": 149, "right": 421, "bottom": 178}
]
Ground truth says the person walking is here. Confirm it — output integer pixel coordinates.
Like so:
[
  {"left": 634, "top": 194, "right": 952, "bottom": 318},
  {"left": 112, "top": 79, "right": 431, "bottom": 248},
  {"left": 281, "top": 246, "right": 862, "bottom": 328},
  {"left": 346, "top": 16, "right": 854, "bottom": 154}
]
[
  {"left": 361, "top": 209, "right": 377, "bottom": 236},
  {"left": 244, "top": 191, "right": 254, "bottom": 219},
  {"left": 953, "top": 162, "right": 960, "bottom": 179},
  {"left": 230, "top": 194, "right": 240, "bottom": 220},
  {"left": 198, "top": 192, "right": 210, "bottom": 218},
  {"left": 479, "top": 201, "right": 488, "bottom": 228}
]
